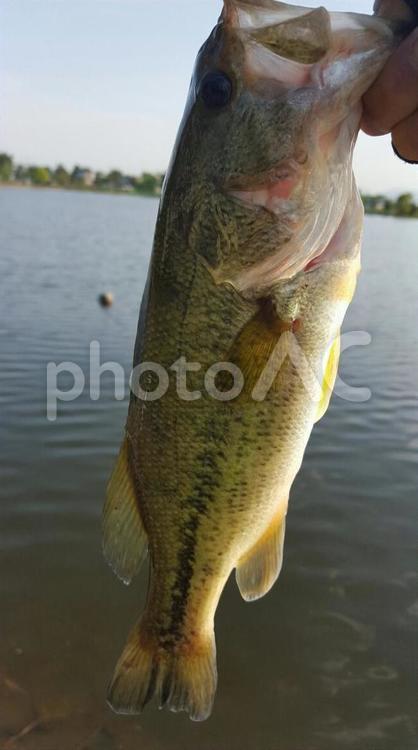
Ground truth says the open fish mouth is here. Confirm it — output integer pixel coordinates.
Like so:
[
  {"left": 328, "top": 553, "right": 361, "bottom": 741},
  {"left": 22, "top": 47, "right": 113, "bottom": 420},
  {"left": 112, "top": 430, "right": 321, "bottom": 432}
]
[
  {"left": 227, "top": 151, "right": 307, "bottom": 214},
  {"left": 223, "top": 0, "right": 394, "bottom": 98}
]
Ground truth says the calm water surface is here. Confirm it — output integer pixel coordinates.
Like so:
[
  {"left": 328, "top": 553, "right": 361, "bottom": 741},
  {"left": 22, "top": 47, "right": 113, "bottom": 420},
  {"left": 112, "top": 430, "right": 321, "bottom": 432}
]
[{"left": 0, "top": 187, "right": 417, "bottom": 750}]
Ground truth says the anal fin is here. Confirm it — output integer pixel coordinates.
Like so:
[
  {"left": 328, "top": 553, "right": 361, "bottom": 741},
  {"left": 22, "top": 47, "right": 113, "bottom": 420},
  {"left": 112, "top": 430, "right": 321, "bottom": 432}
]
[
  {"left": 103, "top": 437, "right": 148, "bottom": 585},
  {"left": 236, "top": 512, "right": 287, "bottom": 602}
]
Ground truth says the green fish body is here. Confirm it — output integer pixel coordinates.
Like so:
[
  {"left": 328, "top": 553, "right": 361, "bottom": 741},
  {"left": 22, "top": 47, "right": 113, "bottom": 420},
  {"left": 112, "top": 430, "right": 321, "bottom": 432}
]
[{"left": 103, "top": 0, "right": 404, "bottom": 722}]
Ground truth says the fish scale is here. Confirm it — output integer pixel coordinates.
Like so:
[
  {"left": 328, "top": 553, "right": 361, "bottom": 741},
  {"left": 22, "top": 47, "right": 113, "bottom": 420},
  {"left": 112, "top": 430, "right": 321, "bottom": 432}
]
[{"left": 102, "top": 0, "right": 410, "bottom": 723}]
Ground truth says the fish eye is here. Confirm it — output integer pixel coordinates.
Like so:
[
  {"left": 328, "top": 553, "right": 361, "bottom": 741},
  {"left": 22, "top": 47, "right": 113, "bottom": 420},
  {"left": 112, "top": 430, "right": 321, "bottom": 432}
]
[{"left": 199, "top": 71, "right": 233, "bottom": 109}]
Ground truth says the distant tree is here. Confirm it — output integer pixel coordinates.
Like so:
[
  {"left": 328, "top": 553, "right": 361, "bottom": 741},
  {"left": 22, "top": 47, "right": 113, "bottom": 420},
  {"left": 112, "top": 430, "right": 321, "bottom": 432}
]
[
  {"left": 375, "top": 195, "right": 386, "bottom": 212},
  {"left": 361, "top": 194, "right": 372, "bottom": 212},
  {"left": 71, "top": 166, "right": 82, "bottom": 183},
  {"left": 0, "top": 153, "right": 13, "bottom": 181},
  {"left": 395, "top": 193, "right": 415, "bottom": 217},
  {"left": 135, "top": 172, "right": 158, "bottom": 194},
  {"left": 94, "top": 171, "right": 106, "bottom": 188},
  {"left": 54, "top": 165, "right": 70, "bottom": 187},
  {"left": 14, "top": 165, "right": 27, "bottom": 181},
  {"left": 106, "top": 170, "right": 123, "bottom": 189},
  {"left": 28, "top": 166, "right": 50, "bottom": 186},
  {"left": 361, "top": 194, "right": 387, "bottom": 214},
  {"left": 361, "top": 192, "right": 418, "bottom": 218}
]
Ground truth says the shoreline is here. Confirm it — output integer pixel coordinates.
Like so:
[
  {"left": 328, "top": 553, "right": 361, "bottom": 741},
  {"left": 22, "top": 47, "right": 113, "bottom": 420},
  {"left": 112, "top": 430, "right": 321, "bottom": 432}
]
[
  {"left": 1, "top": 182, "right": 417, "bottom": 218},
  {"left": 0, "top": 181, "right": 159, "bottom": 199}
]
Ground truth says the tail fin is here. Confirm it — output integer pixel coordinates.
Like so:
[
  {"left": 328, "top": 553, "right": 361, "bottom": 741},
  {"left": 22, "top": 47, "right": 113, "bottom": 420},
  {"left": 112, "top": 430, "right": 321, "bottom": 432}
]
[{"left": 107, "top": 621, "right": 217, "bottom": 722}]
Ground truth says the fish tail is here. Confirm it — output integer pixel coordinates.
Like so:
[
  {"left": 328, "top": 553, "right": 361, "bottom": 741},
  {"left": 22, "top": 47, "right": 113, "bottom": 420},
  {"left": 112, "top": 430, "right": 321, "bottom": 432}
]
[{"left": 107, "top": 620, "right": 217, "bottom": 722}]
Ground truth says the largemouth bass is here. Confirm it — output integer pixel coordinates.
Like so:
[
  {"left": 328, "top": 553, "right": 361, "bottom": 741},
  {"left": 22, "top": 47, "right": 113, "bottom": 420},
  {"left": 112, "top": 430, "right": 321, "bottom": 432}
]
[{"left": 103, "top": 0, "right": 410, "bottom": 722}]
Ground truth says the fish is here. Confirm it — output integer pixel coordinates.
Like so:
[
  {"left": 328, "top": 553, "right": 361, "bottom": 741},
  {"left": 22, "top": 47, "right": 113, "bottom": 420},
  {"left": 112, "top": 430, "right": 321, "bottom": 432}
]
[{"left": 103, "top": 0, "right": 409, "bottom": 723}]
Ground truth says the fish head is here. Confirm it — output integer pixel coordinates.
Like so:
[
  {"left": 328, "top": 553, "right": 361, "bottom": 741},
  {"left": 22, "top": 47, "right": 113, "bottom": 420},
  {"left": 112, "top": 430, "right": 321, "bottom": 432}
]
[{"left": 167, "top": 0, "right": 397, "bottom": 296}]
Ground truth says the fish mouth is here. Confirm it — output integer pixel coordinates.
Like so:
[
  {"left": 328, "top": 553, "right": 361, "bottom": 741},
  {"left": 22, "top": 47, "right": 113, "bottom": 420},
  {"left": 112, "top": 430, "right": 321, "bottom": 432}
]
[{"left": 226, "top": 151, "right": 307, "bottom": 214}]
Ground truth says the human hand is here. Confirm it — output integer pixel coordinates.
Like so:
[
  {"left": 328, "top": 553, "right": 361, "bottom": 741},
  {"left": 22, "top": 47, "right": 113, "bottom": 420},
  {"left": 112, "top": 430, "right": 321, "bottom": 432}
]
[{"left": 362, "top": 1, "right": 418, "bottom": 164}]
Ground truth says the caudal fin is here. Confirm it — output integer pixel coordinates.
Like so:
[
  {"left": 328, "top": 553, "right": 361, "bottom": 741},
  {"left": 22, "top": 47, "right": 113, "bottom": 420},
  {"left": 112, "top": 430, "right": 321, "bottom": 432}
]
[{"left": 107, "top": 621, "right": 217, "bottom": 722}]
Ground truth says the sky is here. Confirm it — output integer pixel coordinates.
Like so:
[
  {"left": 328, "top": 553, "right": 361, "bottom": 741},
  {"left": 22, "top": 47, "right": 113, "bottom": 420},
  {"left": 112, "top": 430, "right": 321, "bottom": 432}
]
[{"left": 1, "top": 0, "right": 417, "bottom": 195}]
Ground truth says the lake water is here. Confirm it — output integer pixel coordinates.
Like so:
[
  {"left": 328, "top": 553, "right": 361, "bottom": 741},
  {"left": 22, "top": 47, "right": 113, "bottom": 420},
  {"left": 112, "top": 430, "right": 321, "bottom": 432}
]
[{"left": 0, "top": 186, "right": 417, "bottom": 750}]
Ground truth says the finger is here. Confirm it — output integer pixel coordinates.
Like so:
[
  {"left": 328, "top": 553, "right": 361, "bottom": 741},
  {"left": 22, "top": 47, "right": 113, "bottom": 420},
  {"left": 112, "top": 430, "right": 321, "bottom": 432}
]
[
  {"left": 392, "top": 109, "right": 418, "bottom": 162},
  {"left": 374, "top": 0, "right": 417, "bottom": 25},
  {"left": 362, "top": 27, "right": 418, "bottom": 136}
]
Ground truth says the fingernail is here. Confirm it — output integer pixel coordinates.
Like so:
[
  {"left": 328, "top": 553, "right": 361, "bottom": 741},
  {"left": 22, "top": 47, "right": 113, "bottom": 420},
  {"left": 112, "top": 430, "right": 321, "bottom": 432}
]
[{"left": 392, "top": 141, "right": 418, "bottom": 165}]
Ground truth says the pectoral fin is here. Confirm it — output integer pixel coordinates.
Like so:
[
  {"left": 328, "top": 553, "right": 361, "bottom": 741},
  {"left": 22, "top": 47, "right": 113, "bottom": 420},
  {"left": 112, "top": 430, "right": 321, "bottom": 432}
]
[
  {"left": 315, "top": 334, "right": 340, "bottom": 423},
  {"left": 225, "top": 298, "right": 294, "bottom": 398},
  {"left": 236, "top": 512, "right": 287, "bottom": 602},
  {"left": 103, "top": 437, "right": 148, "bottom": 585}
]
